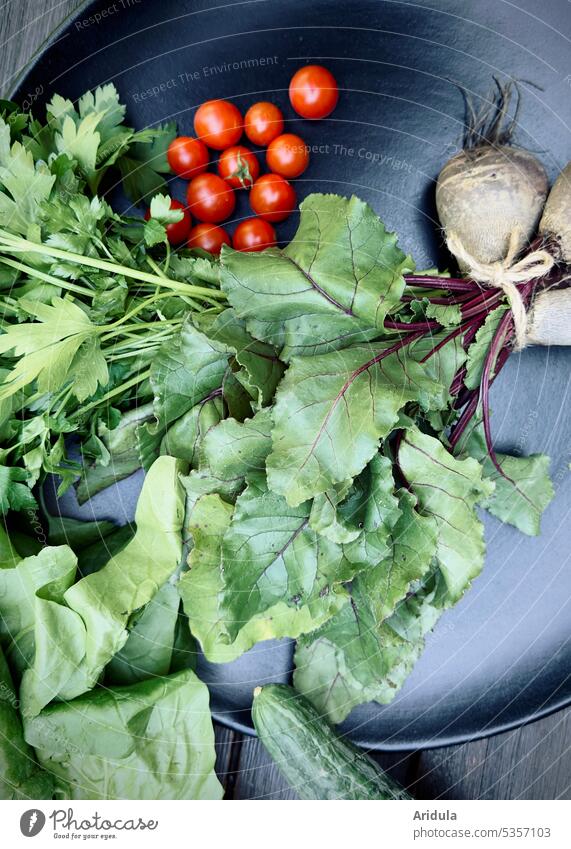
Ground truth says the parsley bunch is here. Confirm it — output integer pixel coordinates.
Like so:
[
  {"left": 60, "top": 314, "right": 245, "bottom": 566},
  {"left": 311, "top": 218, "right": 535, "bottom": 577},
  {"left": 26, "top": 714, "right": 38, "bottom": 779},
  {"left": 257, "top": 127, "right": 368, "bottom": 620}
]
[{"left": 0, "top": 86, "right": 225, "bottom": 506}]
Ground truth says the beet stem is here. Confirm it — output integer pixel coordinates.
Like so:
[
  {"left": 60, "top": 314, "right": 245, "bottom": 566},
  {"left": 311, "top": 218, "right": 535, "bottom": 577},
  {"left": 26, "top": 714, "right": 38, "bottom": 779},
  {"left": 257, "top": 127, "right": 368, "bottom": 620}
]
[
  {"left": 405, "top": 275, "right": 477, "bottom": 292},
  {"left": 384, "top": 319, "right": 441, "bottom": 332},
  {"left": 449, "top": 392, "right": 480, "bottom": 449}
]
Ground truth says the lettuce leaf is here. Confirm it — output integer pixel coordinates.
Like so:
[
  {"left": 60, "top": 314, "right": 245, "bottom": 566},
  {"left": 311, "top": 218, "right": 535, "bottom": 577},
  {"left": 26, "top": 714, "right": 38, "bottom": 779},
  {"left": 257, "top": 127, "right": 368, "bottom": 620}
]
[
  {"left": 0, "top": 645, "right": 53, "bottom": 800},
  {"left": 24, "top": 669, "right": 222, "bottom": 800},
  {"left": 18, "top": 456, "right": 185, "bottom": 716},
  {"left": 105, "top": 582, "right": 189, "bottom": 685}
]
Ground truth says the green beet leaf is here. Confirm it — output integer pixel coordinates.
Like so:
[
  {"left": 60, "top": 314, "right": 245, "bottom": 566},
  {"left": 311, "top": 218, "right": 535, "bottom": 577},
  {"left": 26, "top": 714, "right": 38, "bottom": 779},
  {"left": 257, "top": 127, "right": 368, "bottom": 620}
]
[
  {"left": 219, "top": 474, "right": 354, "bottom": 643},
  {"left": 407, "top": 331, "right": 467, "bottom": 397},
  {"left": 77, "top": 403, "right": 154, "bottom": 503},
  {"left": 138, "top": 317, "right": 232, "bottom": 470},
  {"left": 294, "top": 562, "right": 446, "bottom": 725},
  {"left": 158, "top": 396, "right": 224, "bottom": 468},
  {"left": 456, "top": 423, "right": 554, "bottom": 536},
  {"left": 464, "top": 306, "right": 507, "bottom": 390},
  {"left": 267, "top": 342, "right": 445, "bottom": 506},
  {"left": 180, "top": 493, "right": 344, "bottom": 662},
  {"left": 199, "top": 407, "right": 272, "bottom": 482},
  {"left": 399, "top": 426, "right": 494, "bottom": 600},
  {"left": 339, "top": 453, "right": 402, "bottom": 565},
  {"left": 220, "top": 194, "right": 412, "bottom": 357},
  {"left": 293, "top": 491, "right": 439, "bottom": 723},
  {"left": 194, "top": 308, "right": 285, "bottom": 408}
]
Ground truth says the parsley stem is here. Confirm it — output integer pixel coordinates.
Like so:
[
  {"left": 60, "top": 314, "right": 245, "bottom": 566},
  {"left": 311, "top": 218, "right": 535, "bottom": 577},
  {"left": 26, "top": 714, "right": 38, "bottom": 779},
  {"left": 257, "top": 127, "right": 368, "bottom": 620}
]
[
  {"left": 103, "top": 292, "right": 177, "bottom": 330},
  {"left": 105, "top": 346, "right": 162, "bottom": 362},
  {"left": 0, "top": 257, "right": 94, "bottom": 297},
  {"left": 53, "top": 383, "right": 76, "bottom": 419},
  {"left": 146, "top": 256, "right": 168, "bottom": 279},
  {"left": 101, "top": 317, "right": 181, "bottom": 342}
]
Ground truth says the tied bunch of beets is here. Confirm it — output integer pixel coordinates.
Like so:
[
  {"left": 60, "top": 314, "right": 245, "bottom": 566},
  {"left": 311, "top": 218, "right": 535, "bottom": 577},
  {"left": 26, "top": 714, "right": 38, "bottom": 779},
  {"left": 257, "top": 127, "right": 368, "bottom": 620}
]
[{"left": 398, "top": 80, "right": 571, "bottom": 479}]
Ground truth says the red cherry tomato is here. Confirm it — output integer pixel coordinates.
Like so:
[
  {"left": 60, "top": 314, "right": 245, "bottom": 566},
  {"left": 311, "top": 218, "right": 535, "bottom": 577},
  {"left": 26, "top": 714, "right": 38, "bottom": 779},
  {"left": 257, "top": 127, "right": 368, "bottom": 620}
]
[
  {"left": 187, "top": 223, "right": 231, "bottom": 255},
  {"left": 244, "top": 102, "right": 284, "bottom": 147},
  {"left": 167, "top": 136, "right": 209, "bottom": 178},
  {"left": 194, "top": 100, "right": 243, "bottom": 150},
  {"left": 217, "top": 145, "right": 260, "bottom": 189},
  {"left": 186, "top": 173, "right": 235, "bottom": 224},
  {"left": 289, "top": 65, "right": 339, "bottom": 119},
  {"left": 144, "top": 199, "right": 191, "bottom": 245},
  {"left": 250, "top": 173, "right": 296, "bottom": 223},
  {"left": 233, "top": 218, "right": 276, "bottom": 252},
  {"left": 266, "top": 134, "right": 309, "bottom": 178}
]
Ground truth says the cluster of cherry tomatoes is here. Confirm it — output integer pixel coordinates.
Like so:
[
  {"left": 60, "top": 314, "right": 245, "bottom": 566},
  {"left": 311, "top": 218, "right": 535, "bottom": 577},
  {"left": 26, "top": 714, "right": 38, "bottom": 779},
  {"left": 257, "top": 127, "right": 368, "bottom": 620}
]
[{"left": 148, "top": 65, "right": 339, "bottom": 254}]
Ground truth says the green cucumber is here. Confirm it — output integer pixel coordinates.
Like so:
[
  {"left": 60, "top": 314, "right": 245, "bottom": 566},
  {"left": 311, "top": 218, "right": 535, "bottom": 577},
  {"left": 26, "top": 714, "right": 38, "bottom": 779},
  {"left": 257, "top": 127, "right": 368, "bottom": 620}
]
[{"left": 252, "top": 684, "right": 412, "bottom": 800}]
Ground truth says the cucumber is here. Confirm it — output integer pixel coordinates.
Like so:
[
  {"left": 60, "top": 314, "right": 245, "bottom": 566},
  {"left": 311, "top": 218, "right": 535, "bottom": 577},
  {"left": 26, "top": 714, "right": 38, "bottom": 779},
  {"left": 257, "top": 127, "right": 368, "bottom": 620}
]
[{"left": 252, "top": 684, "right": 412, "bottom": 800}]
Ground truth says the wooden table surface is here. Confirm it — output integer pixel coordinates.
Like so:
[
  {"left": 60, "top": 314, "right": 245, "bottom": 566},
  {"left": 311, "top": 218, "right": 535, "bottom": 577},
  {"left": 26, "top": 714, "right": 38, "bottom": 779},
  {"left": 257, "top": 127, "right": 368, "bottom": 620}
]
[{"left": 3, "top": 0, "right": 570, "bottom": 801}]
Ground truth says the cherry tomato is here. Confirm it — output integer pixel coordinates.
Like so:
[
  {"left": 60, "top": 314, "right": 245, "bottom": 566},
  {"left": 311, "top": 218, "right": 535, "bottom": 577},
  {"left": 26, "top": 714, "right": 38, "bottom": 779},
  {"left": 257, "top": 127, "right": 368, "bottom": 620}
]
[
  {"left": 194, "top": 100, "right": 243, "bottom": 150},
  {"left": 217, "top": 145, "right": 260, "bottom": 189},
  {"left": 144, "top": 199, "right": 191, "bottom": 245},
  {"left": 233, "top": 218, "right": 276, "bottom": 252},
  {"left": 289, "top": 65, "right": 339, "bottom": 119},
  {"left": 186, "top": 173, "right": 235, "bottom": 224},
  {"left": 250, "top": 173, "right": 296, "bottom": 223},
  {"left": 244, "top": 102, "right": 284, "bottom": 147},
  {"left": 187, "top": 223, "right": 231, "bottom": 255},
  {"left": 167, "top": 136, "right": 209, "bottom": 178},
  {"left": 266, "top": 134, "right": 309, "bottom": 178}
]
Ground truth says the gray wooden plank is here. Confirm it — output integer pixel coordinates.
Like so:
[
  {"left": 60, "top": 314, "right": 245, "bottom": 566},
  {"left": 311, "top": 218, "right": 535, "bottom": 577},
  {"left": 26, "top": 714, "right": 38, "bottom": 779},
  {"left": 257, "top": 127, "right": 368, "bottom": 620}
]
[
  {"left": 415, "top": 711, "right": 571, "bottom": 800},
  {"left": 0, "top": 0, "right": 82, "bottom": 96},
  {"left": 368, "top": 750, "right": 419, "bottom": 792},
  {"left": 231, "top": 738, "right": 418, "bottom": 799},
  {"left": 232, "top": 734, "right": 299, "bottom": 800},
  {"left": 413, "top": 739, "right": 490, "bottom": 800},
  {"left": 479, "top": 712, "right": 571, "bottom": 800},
  {"left": 214, "top": 725, "right": 239, "bottom": 798}
]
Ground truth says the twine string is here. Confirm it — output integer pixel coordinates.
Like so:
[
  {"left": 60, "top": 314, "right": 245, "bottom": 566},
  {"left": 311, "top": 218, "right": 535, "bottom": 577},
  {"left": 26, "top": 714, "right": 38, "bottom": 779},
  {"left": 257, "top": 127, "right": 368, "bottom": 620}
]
[{"left": 446, "top": 229, "right": 555, "bottom": 351}]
